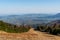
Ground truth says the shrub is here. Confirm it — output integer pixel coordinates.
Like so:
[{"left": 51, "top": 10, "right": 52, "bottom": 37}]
[{"left": 0, "top": 21, "right": 31, "bottom": 33}]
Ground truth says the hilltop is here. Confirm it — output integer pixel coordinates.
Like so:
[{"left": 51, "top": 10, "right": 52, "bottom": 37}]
[{"left": 0, "top": 28, "right": 60, "bottom": 40}]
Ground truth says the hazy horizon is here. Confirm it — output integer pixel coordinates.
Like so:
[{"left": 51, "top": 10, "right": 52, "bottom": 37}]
[
  {"left": 0, "top": 13, "right": 58, "bottom": 16},
  {"left": 0, "top": 0, "right": 60, "bottom": 15}
]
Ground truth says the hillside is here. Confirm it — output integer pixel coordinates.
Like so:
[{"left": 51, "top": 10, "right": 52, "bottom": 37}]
[
  {"left": 0, "top": 28, "right": 60, "bottom": 40},
  {"left": 0, "top": 21, "right": 30, "bottom": 33}
]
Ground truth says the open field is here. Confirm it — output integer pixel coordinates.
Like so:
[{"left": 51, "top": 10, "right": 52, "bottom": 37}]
[{"left": 0, "top": 28, "right": 60, "bottom": 40}]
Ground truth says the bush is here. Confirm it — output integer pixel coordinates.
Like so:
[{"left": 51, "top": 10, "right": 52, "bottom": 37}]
[
  {"left": 0, "top": 21, "right": 31, "bottom": 33},
  {"left": 36, "top": 23, "right": 60, "bottom": 35}
]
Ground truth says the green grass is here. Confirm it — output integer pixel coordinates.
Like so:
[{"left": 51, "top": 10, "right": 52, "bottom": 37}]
[{"left": 0, "top": 21, "right": 31, "bottom": 33}]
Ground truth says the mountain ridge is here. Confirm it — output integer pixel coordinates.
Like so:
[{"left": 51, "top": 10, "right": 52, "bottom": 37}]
[{"left": 0, "top": 13, "right": 60, "bottom": 25}]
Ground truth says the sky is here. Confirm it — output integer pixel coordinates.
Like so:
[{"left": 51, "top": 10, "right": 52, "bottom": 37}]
[{"left": 0, "top": 0, "right": 60, "bottom": 15}]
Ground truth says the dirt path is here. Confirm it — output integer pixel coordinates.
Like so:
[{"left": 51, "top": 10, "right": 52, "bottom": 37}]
[
  {"left": 0, "top": 28, "right": 60, "bottom": 40},
  {"left": 36, "top": 31, "right": 60, "bottom": 40}
]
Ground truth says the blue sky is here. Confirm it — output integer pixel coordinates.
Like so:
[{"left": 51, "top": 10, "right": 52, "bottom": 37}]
[{"left": 0, "top": 0, "right": 60, "bottom": 15}]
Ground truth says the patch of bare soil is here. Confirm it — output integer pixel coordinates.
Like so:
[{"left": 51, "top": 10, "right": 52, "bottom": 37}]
[{"left": 0, "top": 28, "right": 60, "bottom": 40}]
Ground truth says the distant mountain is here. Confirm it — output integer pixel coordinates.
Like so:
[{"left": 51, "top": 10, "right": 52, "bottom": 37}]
[
  {"left": 54, "top": 13, "right": 60, "bottom": 17},
  {"left": 45, "top": 13, "right": 60, "bottom": 21},
  {"left": 0, "top": 13, "right": 60, "bottom": 25},
  {"left": 46, "top": 13, "right": 60, "bottom": 18}
]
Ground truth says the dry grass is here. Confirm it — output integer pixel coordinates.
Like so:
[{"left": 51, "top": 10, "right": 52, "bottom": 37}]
[{"left": 0, "top": 28, "right": 60, "bottom": 40}]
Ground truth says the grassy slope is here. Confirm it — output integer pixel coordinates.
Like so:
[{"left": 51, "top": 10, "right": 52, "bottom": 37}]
[{"left": 0, "top": 28, "right": 60, "bottom": 40}]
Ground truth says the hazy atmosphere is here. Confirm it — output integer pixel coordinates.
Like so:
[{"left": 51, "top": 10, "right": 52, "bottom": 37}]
[
  {"left": 0, "top": 0, "right": 60, "bottom": 40},
  {"left": 0, "top": 0, "right": 60, "bottom": 15}
]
